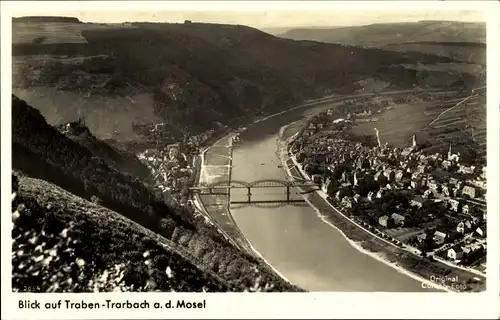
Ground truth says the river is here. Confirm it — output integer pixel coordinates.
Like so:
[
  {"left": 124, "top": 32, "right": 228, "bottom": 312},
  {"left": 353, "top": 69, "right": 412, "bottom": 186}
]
[{"left": 227, "top": 100, "right": 433, "bottom": 292}]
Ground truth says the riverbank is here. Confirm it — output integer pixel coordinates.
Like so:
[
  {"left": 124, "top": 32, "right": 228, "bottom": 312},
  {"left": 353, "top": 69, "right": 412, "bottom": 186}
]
[
  {"left": 191, "top": 93, "right": 355, "bottom": 254},
  {"left": 194, "top": 133, "right": 297, "bottom": 288},
  {"left": 278, "top": 121, "right": 486, "bottom": 292}
]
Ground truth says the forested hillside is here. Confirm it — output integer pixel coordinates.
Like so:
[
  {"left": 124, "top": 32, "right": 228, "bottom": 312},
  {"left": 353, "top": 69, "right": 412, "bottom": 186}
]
[
  {"left": 56, "top": 120, "right": 153, "bottom": 182},
  {"left": 11, "top": 95, "right": 301, "bottom": 292}
]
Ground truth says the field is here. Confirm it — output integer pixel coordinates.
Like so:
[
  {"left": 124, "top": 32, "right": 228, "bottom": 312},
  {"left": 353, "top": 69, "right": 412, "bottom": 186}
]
[
  {"left": 350, "top": 98, "right": 458, "bottom": 148},
  {"left": 422, "top": 94, "right": 486, "bottom": 157},
  {"left": 12, "top": 22, "right": 133, "bottom": 45},
  {"left": 349, "top": 91, "right": 486, "bottom": 161}
]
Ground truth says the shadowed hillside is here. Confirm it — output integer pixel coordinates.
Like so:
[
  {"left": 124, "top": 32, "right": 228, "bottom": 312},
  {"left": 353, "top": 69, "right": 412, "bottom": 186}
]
[
  {"left": 13, "top": 19, "right": 472, "bottom": 144},
  {"left": 11, "top": 95, "right": 302, "bottom": 292},
  {"left": 55, "top": 119, "right": 153, "bottom": 182}
]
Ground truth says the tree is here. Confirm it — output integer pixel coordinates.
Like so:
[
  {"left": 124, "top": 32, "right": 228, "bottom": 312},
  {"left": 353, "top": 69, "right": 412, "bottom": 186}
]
[
  {"left": 160, "top": 218, "right": 176, "bottom": 238},
  {"left": 326, "top": 178, "right": 338, "bottom": 196},
  {"left": 377, "top": 174, "right": 389, "bottom": 187},
  {"left": 90, "top": 195, "right": 102, "bottom": 205}
]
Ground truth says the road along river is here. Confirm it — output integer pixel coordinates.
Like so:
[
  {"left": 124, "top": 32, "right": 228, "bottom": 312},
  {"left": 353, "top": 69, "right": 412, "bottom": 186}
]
[{"left": 198, "top": 92, "right": 451, "bottom": 292}]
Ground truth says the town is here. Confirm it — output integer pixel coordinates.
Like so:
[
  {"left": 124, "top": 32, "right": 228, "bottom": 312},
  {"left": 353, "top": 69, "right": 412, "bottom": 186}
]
[
  {"left": 289, "top": 96, "right": 487, "bottom": 275},
  {"left": 136, "top": 125, "right": 220, "bottom": 204}
]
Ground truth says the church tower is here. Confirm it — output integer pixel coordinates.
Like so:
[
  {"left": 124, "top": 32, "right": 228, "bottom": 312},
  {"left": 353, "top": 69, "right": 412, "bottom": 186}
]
[{"left": 374, "top": 128, "right": 381, "bottom": 148}]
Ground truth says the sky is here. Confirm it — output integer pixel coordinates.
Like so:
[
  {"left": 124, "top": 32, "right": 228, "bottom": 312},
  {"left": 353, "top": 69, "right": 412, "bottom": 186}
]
[
  {"left": 16, "top": 10, "right": 486, "bottom": 28},
  {"left": 9, "top": 2, "right": 488, "bottom": 29}
]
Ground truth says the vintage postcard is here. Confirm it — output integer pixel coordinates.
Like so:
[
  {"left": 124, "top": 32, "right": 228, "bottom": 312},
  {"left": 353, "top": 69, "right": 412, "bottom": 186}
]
[{"left": 1, "top": 1, "right": 499, "bottom": 319}]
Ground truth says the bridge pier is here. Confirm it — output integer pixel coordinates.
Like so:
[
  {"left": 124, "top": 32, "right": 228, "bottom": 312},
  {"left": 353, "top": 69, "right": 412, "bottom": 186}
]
[
  {"left": 286, "top": 185, "right": 290, "bottom": 202},
  {"left": 247, "top": 187, "right": 252, "bottom": 203}
]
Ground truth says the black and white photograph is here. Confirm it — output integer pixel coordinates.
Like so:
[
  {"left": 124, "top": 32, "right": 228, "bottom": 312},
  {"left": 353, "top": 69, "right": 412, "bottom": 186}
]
[{"left": 2, "top": 1, "right": 499, "bottom": 319}]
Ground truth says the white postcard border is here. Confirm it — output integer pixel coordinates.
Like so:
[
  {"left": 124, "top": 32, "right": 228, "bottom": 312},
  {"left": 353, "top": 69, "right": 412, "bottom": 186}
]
[{"left": 1, "top": 1, "right": 499, "bottom": 319}]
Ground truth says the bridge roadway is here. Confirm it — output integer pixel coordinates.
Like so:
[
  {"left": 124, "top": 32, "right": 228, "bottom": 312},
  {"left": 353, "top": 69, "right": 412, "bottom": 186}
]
[{"left": 191, "top": 179, "right": 320, "bottom": 204}]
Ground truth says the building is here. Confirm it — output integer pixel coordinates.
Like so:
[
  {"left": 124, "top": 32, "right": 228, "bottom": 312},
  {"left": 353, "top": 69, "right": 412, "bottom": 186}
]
[
  {"left": 391, "top": 213, "right": 406, "bottom": 226},
  {"left": 411, "top": 195, "right": 425, "bottom": 208},
  {"left": 417, "top": 232, "right": 429, "bottom": 244},
  {"left": 411, "top": 179, "right": 421, "bottom": 189},
  {"left": 462, "top": 186, "right": 476, "bottom": 199},
  {"left": 367, "top": 191, "right": 374, "bottom": 201},
  {"left": 341, "top": 196, "right": 353, "bottom": 209},
  {"left": 442, "top": 160, "right": 451, "bottom": 169},
  {"left": 464, "top": 220, "right": 472, "bottom": 230},
  {"left": 168, "top": 143, "right": 180, "bottom": 160},
  {"left": 460, "top": 165, "right": 476, "bottom": 174},
  {"left": 456, "top": 221, "right": 465, "bottom": 234},
  {"left": 476, "top": 226, "right": 486, "bottom": 238},
  {"left": 442, "top": 186, "right": 450, "bottom": 197},
  {"left": 379, "top": 215, "right": 392, "bottom": 228},
  {"left": 428, "top": 180, "right": 439, "bottom": 191},
  {"left": 448, "top": 199, "right": 460, "bottom": 212},
  {"left": 353, "top": 194, "right": 361, "bottom": 203},
  {"left": 383, "top": 169, "right": 395, "bottom": 182},
  {"left": 321, "top": 177, "right": 332, "bottom": 194},
  {"left": 447, "top": 246, "right": 465, "bottom": 261},
  {"left": 433, "top": 231, "right": 448, "bottom": 244},
  {"left": 395, "top": 170, "right": 404, "bottom": 182},
  {"left": 423, "top": 189, "right": 433, "bottom": 198},
  {"left": 481, "top": 166, "right": 487, "bottom": 180},
  {"left": 462, "top": 204, "right": 470, "bottom": 215}
]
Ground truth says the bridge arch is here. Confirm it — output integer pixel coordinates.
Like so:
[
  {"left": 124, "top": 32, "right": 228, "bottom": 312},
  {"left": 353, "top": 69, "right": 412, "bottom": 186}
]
[
  {"left": 250, "top": 179, "right": 292, "bottom": 188},
  {"left": 209, "top": 180, "right": 250, "bottom": 188}
]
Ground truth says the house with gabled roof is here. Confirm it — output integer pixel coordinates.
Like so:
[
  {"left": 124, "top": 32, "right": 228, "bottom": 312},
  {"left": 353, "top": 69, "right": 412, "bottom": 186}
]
[
  {"left": 391, "top": 213, "right": 406, "bottom": 227},
  {"left": 433, "top": 230, "right": 448, "bottom": 244},
  {"left": 447, "top": 245, "right": 465, "bottom": 261}
]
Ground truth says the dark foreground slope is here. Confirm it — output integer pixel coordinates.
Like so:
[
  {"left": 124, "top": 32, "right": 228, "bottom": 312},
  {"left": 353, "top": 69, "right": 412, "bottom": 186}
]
[
  {"left": 12, "top": 174, "right": 230, "bottom": 292},
  {"left": 12, "top": 95, "right": 301, "bottom": 292},
  {"left": 13, "top": 20, "right": 467, "bottom": 143}
]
